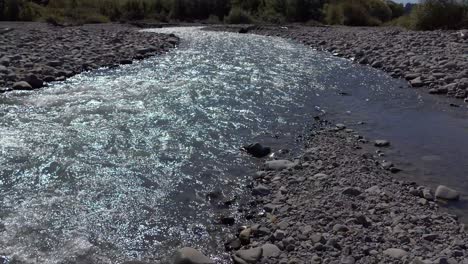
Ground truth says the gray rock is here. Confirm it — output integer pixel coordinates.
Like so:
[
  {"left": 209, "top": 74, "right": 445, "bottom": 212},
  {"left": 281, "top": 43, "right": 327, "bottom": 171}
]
[
  {"left": 410, "top": 77, "right": 425, "bottom": 87},
  {"left": 12, "top": 81, "right": 33, "bottom": 90},
  {"left": 261, "top": 243, "right": 281, "bottom": 258},
  {"left": 235, "top": 247, "right": 262, "bottom": 263},
  {"left": 435, "top": 185, "right": 460, "bottom": 200},
  {"left": 383, "top": 248, "right": 408, "bottom": 259},
  {"left": 333, "top": 224, "right": 349, "bottom": 232},
  {"left": 312, "top": 173, "right": 330, "bottom": 181},
  {"left": 265, "top": 160, "right": 295, "bottom": 170},
  {"left": 340, "top": 256, "right": 355, "bottom": 264},
  {"left": 173, "top": 247, "right": 214, "bottom": 264}
]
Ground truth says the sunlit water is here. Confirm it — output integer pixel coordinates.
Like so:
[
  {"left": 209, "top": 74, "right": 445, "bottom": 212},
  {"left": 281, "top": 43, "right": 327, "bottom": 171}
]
[{"left": 0, "top": 27, "right": 467, "bottom": 263}]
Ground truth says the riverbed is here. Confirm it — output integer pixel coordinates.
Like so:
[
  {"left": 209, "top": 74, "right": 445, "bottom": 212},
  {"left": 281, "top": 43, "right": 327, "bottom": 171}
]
[{"left": 0, "top": 27, "right": 467, "bottom": 263}]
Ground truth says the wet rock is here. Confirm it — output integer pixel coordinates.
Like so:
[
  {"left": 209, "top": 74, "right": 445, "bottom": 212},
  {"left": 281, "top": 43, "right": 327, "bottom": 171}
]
[
  {"left": 374, "top": 140, "right": 390, "bottom": 147},
  {"left": 173, "top": 247, "right": 214, "bottom": 264},
  {"left": 435, "top": 185, "right": 459, "bottom": 200},
  {"left": 252, "top": 184, "right": 270, "bottom": 196},
  {"left": 12, "top": 81, "right": 33, "bottom": 90},
  {"left": 383, "top": 248, "right": 408, "bottom": 259},
  {"left": 243, "top": 143, "right": 271, "bottom": 158}
]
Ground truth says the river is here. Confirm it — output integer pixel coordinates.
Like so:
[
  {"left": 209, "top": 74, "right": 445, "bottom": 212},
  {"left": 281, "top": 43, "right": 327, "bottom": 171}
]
[{"left": 0, "top": 27, "right": 466, "bottom": 263}]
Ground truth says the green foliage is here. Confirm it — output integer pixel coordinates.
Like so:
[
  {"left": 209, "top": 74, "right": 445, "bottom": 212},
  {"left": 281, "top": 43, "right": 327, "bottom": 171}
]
[
  {"left": 259, "top": 8, "right": 286, "bottom": 24},
  {"left": 1, "top": 0, "right": 464, "bottom": 30},
  {"left": 411, "top": 0, "right": 467, "bottom": 30},
  {"left": 224, "top": 7, "right": 252, "bottom": 24},
  {"left": 324, "top": 3, "right": 343, "bottom": 25},
  {"left": 386, "top": 0, "right": 404, "bottom": 19},
  {"left": 324, "top": 0, "right": 396, "bottom": 26}
]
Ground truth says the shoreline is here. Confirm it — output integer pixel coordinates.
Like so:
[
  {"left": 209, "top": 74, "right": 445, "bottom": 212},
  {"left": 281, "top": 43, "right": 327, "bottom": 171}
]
[
  {"left": 212, "top": 121, "right": 468, "bottom": 264},
  {"left": 0, "top": 22, "right": 179, "bottom": 93},
  {"left": 207, "top": 25, "right": 468, "bottom": 103}
]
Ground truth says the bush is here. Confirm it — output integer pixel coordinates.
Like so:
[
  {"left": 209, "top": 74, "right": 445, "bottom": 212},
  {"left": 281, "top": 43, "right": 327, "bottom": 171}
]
[
  {"left": 324, "top": 3, "right": 344, "bottom": 25},
  {"left": 411, "top": 0, "right": 467, "bottom": 30},
  {"left": 206, "top": 14, "right": 221, "bottom": 24},
  {"left": 99, "top": 0, "right": 122, "bottom": 21},
  {"left": 324, "top": 0, "right": 384, "bottom": 26},
  {"left": 122, "top": 0, "right": 146, "bottom": 20},
  {"left": 365, "top": 0, "right": 392, "bottom": 22},
  {"left": 224, "top": 7, "right": 253, "bottom": 24},
  {"left": 260, "top": 8, "right": 285, "bottom": 24},
  {"left": 386, "top": 0, "right": 405, "bottom": 19}
]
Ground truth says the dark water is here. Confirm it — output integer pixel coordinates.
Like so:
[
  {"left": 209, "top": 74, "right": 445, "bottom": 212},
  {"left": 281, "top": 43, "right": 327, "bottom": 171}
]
[{"left": 0, "top": 27, "right": 467, "bottom": 263}]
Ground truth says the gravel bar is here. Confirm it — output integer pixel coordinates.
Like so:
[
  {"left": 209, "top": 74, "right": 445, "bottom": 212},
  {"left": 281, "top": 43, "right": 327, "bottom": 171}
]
[
  {"left": 0, "top": 22, "right": 179, "bottom": 92},
  {"left": 221, "top": 122, "right": 468, "bottom": 264}
]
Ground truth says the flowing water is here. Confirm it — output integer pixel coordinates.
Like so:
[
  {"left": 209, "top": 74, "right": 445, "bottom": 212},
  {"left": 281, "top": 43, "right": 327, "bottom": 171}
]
[{"left": 0, "top": 27, "right": 467, "bottom": 263}]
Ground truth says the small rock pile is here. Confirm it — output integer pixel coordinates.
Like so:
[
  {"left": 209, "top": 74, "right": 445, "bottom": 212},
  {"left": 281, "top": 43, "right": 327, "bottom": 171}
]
[
  {"left": 0, "top": 22, "right": 179, "bottom": 92},
  {"left": 219, "top": 125, "right": 467, "bottom": 264},
  {"left": 208, "top": 25, "right": 468, "bottom": 101}
]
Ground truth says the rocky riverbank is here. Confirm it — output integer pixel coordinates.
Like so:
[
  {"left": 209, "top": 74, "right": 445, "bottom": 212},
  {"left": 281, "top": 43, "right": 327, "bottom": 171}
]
[
  {"left": 207, "top": 25, "right": 468, "bottom": 101},
  {"left": 217, "top": 122, "right": 468, "bottom": 264},
  {"left": 0, "top": 22, "right": 179, "bottom": 92},
  {"left": 170, "top": 121, "right": 467, "bottom": 264}
]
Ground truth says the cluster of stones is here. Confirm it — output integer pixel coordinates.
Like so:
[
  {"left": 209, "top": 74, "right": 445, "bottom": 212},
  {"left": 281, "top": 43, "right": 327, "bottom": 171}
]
[
  {"left": 0, "top": 22, "right": 179, "bottom": 92},
  {"left": 214, "top": 124, "right": 466, "bottom": 264},
  {"left": 209, "top": 25, "right": 468, "bottom": 102}
]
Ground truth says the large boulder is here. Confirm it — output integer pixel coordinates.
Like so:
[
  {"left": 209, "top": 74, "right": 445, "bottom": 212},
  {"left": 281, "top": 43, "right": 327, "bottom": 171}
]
[
  {"left": 173, "top": 247, "right": 214, "bottom": 264},
  {"left": 435, "top": 185, "right": 459, "bottom": 200}
]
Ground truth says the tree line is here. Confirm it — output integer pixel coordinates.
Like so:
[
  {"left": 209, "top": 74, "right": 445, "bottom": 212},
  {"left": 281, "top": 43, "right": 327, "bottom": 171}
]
[{"left": 0, "top": 0, "right": 467, "bottom": 30}]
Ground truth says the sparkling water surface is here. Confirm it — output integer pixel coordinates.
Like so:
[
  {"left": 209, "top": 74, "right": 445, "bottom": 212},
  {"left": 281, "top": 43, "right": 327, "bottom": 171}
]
[{"left": 0, "top": 27, "right": 467, "bottom": 263}]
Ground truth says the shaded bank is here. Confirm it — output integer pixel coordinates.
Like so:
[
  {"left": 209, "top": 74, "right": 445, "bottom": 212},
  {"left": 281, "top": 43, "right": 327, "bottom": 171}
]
[{"left": 0, "top": 22, "right": 179, "bottom": 92}]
